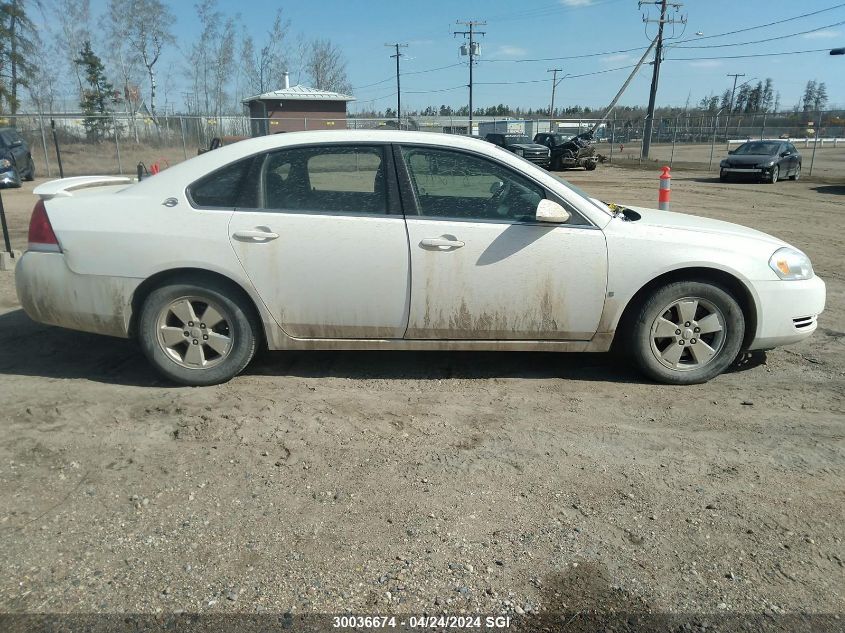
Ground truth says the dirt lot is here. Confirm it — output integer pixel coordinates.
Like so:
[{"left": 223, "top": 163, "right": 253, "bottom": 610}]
[{"left": 0, "top": 166, "right": 843, "bottom": 628}]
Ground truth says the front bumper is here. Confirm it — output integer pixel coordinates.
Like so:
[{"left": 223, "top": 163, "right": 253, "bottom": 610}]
[
  {"left": 721, "top": 166, "right": 775, "bottom": 178},
  {"left": 748, "top": 275, "right": 826, "bottom": 350},
  {"left": 15, "top": 251, "right": 141, "bottom": 338}
]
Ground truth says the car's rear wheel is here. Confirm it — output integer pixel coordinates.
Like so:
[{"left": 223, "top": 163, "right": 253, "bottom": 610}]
[
  {"left": 768, "top": 165, "right": 779, "bottom": 184},
  {"left": 789, "top": 163, "right": 800, "bottom": 181},
  {"left": 584, "top": 160, "right": 597, "bottom": 171},
  {"left": 629, "top": 281, "right": 745, "bottom": 384},
  {"left": 138, "top": 280, "right": 258, "bottom": 386}
]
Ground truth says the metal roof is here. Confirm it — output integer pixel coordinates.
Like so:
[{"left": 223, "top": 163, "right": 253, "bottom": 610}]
[{"left": 243, "top": 84, "right": 355, "bottom": 103}]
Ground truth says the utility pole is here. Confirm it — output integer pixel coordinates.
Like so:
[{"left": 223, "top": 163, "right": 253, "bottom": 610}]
[
  {"left": 386, "top": 43, "right": 408, "bottom": 128},
  {"left": 454, "top": 20, "right": 486, "bottom": 134},
  {"left": 640, "top": 0, "right": 685, "bottom": 159},
  {"left": 726, "top": 73, "right": 745, "bottom": 115},
  {"left": 548, "top": 69, "right": 564, "bottom": 120}
]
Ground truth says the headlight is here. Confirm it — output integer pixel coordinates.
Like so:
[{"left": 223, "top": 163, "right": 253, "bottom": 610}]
[
  {"left": 514, "top": 148, "right": 524, "bottom": 156},
  {"left": 0, "top": 158, "right": 11, "bottom": 169},
  {"left": 761, "top": 161, "right": 775, "bottom": 168},
  {"left": 769, "top": 247, "right": 814, "bottom": 280}
]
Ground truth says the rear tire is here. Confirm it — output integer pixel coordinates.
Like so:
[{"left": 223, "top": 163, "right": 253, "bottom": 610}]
[
  {"left": 24, "top": 157, "right": 35, "bottom": 181},
  {"left": 584, "top": 161, "right": 597, "bottom": 171},
  {"left": 138, "top": 280, "right": 258, "bottom": 386},
  {"left": 788, "top": 164, "right": 800, "bottom": 181},
  {"left": 628, "top": 281, "right": 745, "bottom": 385}
]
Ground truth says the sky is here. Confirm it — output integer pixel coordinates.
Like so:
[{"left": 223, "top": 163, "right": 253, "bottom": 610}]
[{"left": 90, "top": 0, "right": 845, "bottom": 113}]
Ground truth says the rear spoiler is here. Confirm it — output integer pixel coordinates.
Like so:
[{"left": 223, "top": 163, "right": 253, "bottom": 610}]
[{"left": 33, "top": 175, "right": 133, "bottom": 200}]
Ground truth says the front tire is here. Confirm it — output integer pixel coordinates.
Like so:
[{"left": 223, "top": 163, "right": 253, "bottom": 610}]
[
  {"left": 24, "top": 157, "right": 35, "bottom": 181},
  {"left": 138, "top": 280, "right": 258, "bottom": 386},
  {"left": 629, "top": 281, "right": 745, "bottom": 384},
  {"left": 768, "top": 165, "right": 779, "bottom": 184},
  {"left": 584, "top": 160, "right": 597, "bottom": 171}
]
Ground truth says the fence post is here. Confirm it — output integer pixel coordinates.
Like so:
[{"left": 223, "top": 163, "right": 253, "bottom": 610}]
[
  {"left": 38, "top": 113, "right": 52, "bottom": 178},
  {"left": 760, "top": 112, "right": 767, "bottom": 140},
  {"left": 709, "top": 113, "right": 720, "bottom": 171},
  {"left": 809, "top": 110, "right": 822, "bottom": 177},
  {"left": 670, "top": 116, "right": 678, "bottom": 168},
  {"left": 180, "top": 116, "right": 188, "bottom": 160},
  {"left": 113, "top": 114, "right": 123, "bottom": 175},
  {"left": 50, "top": 119, "right": 65, "bottom": 179}
]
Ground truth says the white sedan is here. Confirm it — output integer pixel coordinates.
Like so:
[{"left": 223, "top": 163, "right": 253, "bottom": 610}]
[{"left": 15, "top": 131, "right": 825, "bottom": 386}]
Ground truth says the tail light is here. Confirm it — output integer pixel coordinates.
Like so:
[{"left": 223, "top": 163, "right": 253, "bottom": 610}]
[{"left": 28, "top": 200, "right": 61, "bottom": 252}]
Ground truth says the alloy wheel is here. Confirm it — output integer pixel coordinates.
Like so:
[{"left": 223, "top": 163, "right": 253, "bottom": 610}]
[
  {"left": 156, "top": 296, "right": 233, "bottom": 369},
  {"left": 649, "top": 297, "right": 727, "bottom": 371}
]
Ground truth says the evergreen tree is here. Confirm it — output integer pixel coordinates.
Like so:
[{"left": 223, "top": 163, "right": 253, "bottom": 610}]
[{"left": 75, "top": 40, "right": 117, "bottom": 140}]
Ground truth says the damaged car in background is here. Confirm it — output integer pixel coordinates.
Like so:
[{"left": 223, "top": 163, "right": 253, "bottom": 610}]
[{"left": 15, "top": 131, "right": 825, "bottom": 386}]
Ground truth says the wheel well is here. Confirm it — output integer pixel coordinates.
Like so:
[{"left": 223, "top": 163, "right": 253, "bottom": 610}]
[
  {"left": 128, "top": 268, "right": 266, "bottom": 346},
  {"left": 613, "top": 267, "right": 758, "bottom": 351}
]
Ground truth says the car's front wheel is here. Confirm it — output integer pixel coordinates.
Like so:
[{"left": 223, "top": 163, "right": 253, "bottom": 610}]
[
  {"left": 768, "top": 165, "right": 779, "bottom": 184},
  {"left": 24, "top": 156, "right": 35, "bottom": 181},
  {"left": 629, "top": 281, "right": 745, "bottom": 384},
  {"left": 138, "top": 279, "right": 259, "bottom": 386}
]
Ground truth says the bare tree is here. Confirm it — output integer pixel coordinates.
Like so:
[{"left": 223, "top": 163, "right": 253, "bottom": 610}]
[
  {"left": 0, "top": 0, "right": 42, "bottom": 114},
  {"left": 125, "top": 0, "right": 174, "bottom": 116},
  {"left": 106, "top": 0, "right": 143, "bottom": 140},
  {"left": 304, "top": 37, "right": 352, "bottom": 94},
  {"left": 187, "top": 1, "right": 238, "bottom": 116},
  {"left": 241, "top": 8, "right": 289, "bottom": 95},
  {"left": 51, "top": 0, "right": 91, "bottom": 100}
]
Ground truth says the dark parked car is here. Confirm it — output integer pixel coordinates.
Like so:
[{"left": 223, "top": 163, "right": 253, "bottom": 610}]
[
  {"left": 484, "top": 133, "right": 551, "bottom": 168},
  {"left": 719, "top": 140, "right": 801, "bottom": 184},
  {"left": 0, "top": 127, "right": 35, "bottom": 188},
  {"left": 533, "top": 132, "right": 598, "bottom": 171}
]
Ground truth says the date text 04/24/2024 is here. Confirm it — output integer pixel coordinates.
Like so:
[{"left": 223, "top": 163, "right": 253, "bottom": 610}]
[{"left": 332, "top": 615, "right": 513, "bottom": 629}]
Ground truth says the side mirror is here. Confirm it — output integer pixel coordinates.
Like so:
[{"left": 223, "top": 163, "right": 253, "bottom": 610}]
[
  {"left": 536, "top": 199, "right": 571, "bottom": 224},
  {"left": 489, "top": 180, "right": 505, "bottom": 195},
  {"left": 10, "top": 140, "right": 22, "bottom": 148},
  {"left": 727, "top": 150, "right": 735, "bottom": 154},
  {"left": 780, "top": 150, "right": 790, "bottom": 157}
]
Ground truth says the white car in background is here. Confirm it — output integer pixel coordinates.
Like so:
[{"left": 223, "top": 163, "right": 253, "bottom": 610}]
[{"left": 15, "top": 131, "right": 825, "bottom": 386}]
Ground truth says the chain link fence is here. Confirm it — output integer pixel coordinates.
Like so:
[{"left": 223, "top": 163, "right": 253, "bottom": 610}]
[{"left": 1, "top": 111, "right": 843, "bottom": 179}]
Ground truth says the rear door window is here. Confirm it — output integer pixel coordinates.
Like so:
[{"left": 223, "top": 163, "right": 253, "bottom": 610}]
[{"left": 261, "top": 145, "right": 388, "bottom": 215}]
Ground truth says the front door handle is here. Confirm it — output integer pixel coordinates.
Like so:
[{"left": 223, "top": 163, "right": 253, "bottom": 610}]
[
  {"left": 232, "top": 229, "right": 279, "bottom": 241},
  {"left": 420, "top": 237, "right": 465, "bottom": 249}
]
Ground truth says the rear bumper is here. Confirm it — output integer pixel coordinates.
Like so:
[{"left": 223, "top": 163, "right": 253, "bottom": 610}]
[
  {"left": 15, "top": 251, "right": 140, "bottom": 338},
  {"left": 748, "top": 276, "right": 826, "bottom": 350}
]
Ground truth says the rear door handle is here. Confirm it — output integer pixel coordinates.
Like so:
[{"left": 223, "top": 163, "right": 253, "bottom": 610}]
[
  {"left": 232, "top": 229, "right": 279, "bottom": 241},
  {"left": 420, "top": 237, "right": 465, "bottom": 249}
]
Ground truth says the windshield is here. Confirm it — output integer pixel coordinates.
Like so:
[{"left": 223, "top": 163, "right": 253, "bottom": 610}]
[
  {"left": 504, "top": 136, "right": 531, "bottom": 145},
  {"left": 733, "top": 141, "right": 780, "bottom": 156},
  {"left": 552, "top": 134, "right": 571, "bottom": 144}
]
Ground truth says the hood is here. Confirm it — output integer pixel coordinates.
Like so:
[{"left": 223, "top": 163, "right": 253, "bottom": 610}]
[
  {"left": 723, "top": 154, "right": 777, "bottom": 166},
  {"left": 619, "top": 205, "right": 786, "bottom": 247},
  {"left": 509, "top": 143, "right": 549, "bottom": 152}
]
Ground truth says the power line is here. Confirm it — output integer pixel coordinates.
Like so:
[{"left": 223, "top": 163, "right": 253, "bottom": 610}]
[
  {"left": 481, "top": 45, "right": 649, "bottom": 63},
  {"left": 673, "top": 3, "right": 845, "bottom": 43},
  {"left": 670, "top": 20, "right": 845, "bottom": 49},
  {"left": 666, "top": 47, "right": 834, "bottom": 60}
]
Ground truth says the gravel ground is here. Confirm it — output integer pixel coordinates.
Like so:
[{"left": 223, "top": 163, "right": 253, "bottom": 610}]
[{"left": 0, "top": 166, "right": 842, "bottom": 628}]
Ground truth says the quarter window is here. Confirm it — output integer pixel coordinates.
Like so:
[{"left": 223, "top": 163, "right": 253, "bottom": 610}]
[
  {"left": 188, "top": 156, "right": 258, "bottom": 209},
  {"left": 400, "top": 146, "right": 544, "bottom": 222},
  {"left": 262, "top": 145, "right": 388, "bottom": 215}
]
